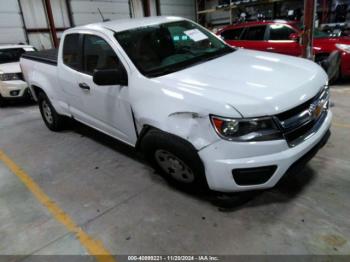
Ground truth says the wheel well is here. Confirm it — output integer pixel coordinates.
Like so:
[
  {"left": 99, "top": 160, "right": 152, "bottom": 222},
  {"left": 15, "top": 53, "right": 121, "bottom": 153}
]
[
  {"left": 31, "top": 85, "right": 45, "bottom": 100},
  {"left": 315, "top": 53, "right": 330, "bottom": 64},
  {"left": 135, "top": 125, "right": 199, "bottom": 154},
  {"left": 135, "top": 125, "right": 152, "bottom": 150}
]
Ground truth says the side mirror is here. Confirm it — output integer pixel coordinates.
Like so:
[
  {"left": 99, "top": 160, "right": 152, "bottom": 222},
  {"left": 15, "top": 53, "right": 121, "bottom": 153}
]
[
  {"left": 93, "top": 68, "right": 128, "bottom": 86},
  {"left": 289, "top": 33, "right": 300, "bottom": 42}
]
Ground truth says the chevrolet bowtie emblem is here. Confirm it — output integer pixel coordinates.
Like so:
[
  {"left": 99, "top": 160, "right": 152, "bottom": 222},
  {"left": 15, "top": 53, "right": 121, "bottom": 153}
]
[{"left": 309, "top": 101, "right": 323, "bottom": 119}]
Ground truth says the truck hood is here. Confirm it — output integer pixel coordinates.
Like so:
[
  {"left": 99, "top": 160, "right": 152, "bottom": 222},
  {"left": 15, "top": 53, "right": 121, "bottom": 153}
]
[
  {"left": 158, "top": 49, "right": 328, "bottom": 117},
  {"left": 0, "top": 62, "right": 21, "bottom": 74}
]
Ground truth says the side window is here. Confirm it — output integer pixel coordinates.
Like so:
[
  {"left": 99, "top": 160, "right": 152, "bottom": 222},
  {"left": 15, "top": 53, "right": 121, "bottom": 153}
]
[
  {"left": 63, "top": 34, "right": 80, "bottom": 70},
  {"left": 221, "top": 28, "right": 244, "bottom": 40},
  {"left": 83, "top": 34, "right": 122, "bottom": 75},
  {"left": 241, "top": 26, "right": 267, "bottom": 41},
  {"left": 268, "top": 24, "right": 296, "bottom": 40}
]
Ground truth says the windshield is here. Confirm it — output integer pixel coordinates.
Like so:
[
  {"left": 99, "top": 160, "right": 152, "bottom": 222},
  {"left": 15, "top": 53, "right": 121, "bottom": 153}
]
[
  {"left": 0, "top": 48, "right": 29, "bottom": 64},
  {"left": 115, "top": 20, "right": 233, "bottom": 77},
  {"left": 296, "top": 24, "right": 331, "bottom": 38},
  {"left": 314, "top": 29, "right": 330, "bottom": 38}
]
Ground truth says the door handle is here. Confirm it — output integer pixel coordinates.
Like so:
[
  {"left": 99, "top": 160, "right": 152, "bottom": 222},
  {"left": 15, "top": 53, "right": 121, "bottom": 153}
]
[
  {"left": 79, "top": 83, "right": 90, "bottom": 90},
  {"left": 266, "top": 47, "right": 274, "bottom": 51}
]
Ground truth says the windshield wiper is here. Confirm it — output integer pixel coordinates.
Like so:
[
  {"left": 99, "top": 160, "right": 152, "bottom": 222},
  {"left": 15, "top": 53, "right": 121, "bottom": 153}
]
[
  {"left": 146, "top": 47, "right": 234, "bottom": 78},
  {"left": 146, "top": 67, "right": 178, "bottom": 77},
  {"left": 191, "top": 46, "right": 234, "bottom": 64}
]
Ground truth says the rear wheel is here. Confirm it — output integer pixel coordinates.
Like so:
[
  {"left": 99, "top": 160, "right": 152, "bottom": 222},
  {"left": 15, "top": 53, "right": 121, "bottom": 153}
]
[
  {"left": 141, "top": 129, "right": 208, "bottom": 191},
  {"left": 38, "top": 92, "right": 65, "bottom": 131}
]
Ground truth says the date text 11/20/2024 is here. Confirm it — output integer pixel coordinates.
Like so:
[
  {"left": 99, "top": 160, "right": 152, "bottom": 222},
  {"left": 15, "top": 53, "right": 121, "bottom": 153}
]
[{"left": 127, "top": 255, "right": 220, "bottom": 261}]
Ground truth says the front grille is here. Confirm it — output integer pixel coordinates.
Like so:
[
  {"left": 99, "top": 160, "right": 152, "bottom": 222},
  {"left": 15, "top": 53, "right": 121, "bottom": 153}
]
[
  {"left": 16, "top": 73, "right": 24, "bottom": 80},
  {"left": 276, "top": 86, "right": 329, "bottom": 147},
  {"left": 277, "top": 96, "right": 315, "bottom": 122}
]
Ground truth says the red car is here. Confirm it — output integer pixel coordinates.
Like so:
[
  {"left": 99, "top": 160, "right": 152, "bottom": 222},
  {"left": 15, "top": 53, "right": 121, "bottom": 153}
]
[{"left": 218, "top": 20, "right": 350, "bottom": 78}]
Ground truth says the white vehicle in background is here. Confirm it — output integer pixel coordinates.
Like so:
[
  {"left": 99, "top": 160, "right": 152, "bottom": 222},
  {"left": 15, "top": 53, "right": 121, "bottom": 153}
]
[
  {"left": 20, "top": 17, "right": 331, "bottom": 193},
  {"left": 0, "top": 44, "right": 35, "bottom": 106}
]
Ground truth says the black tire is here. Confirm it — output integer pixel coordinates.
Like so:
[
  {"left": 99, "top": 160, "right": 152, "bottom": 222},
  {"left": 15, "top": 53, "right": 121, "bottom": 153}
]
[
  {"left": 37, "top": 92, "right": 65, "bottom": 131},
  {"left": 0, "top": 94, "right": 5, "bottom": 107},
  {"left": 140, "top": 129, "right": 208, "bottom": 191},
  {"left": 329, "top": 65, "right": 341, "bottom": 85}
]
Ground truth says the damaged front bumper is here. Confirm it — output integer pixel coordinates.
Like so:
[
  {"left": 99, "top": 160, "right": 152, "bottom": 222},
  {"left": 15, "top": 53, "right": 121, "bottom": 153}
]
[{"left": 198, "top": 111, "right": 332, "bottom": 192}]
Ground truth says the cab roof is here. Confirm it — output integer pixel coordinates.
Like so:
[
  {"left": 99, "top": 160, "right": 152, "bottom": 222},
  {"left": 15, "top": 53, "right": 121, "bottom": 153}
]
[
  {"left": 221, "top": 20, "right": 299, "bottom": 30},
  {"left": 73, "top": 16, "right": 185, "bottom": 33}
]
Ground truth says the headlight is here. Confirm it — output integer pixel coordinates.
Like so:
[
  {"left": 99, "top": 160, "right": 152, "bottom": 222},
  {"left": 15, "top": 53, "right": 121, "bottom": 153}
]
[
  {"left": 0, "top": 73, "right": 20, "bottom": 81},
  {"left": 336, "top": 43, "right": 350, "bottom": 53},
  {"left": 210, "top": 115, "right": 282, "bottom": 141}
]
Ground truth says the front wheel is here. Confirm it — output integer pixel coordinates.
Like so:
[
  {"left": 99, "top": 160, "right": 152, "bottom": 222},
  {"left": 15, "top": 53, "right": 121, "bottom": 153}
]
[
  {"left": 141, "top": 129, "right": 208, "bottom": 191},
  {"left": 0, "top": 94, "right": 5, "bottom": 107},
  {"left": 38, "top": 92, "right": 66, "bottom": 131},
  {"left": 329, "top": 65, "right": 341, "bottom": 85}
]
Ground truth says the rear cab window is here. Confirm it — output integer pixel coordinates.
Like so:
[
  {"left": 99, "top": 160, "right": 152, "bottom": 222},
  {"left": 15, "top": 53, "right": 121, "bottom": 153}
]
[
  {"left": 240, "top": 26, "right": 267, "bottom": 41},
  {"left": 62, "top": 33, "right": 81, "bottom": 70}
]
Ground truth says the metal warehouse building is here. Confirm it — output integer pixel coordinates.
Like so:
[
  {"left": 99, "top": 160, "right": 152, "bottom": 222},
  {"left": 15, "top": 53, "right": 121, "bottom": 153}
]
[
  {"left": 1, "top": 0, "right": 350, "bottom": 261},
  {"left": 0, "top": 0, "right": 195, "bottom": 49}
]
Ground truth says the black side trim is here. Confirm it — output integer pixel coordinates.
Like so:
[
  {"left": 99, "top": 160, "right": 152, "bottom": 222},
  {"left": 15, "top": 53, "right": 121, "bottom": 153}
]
[
  {"left": 21, "top": 49, "right": 58, "bottom": 66},
  {"left": 285, "top": 129, "right": 331, "bottom": 176},
  {"left": 21, "top": 54, "right": 57, "bottom": 65},
  {"left": 130, "top": 107, "right": 139, "bottom": 138}
]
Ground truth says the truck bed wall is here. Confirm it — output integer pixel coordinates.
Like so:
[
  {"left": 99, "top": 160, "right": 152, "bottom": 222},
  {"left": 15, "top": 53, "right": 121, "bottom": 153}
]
[{"left": 20, "top": 57, "right": 69, "bottom": 116}]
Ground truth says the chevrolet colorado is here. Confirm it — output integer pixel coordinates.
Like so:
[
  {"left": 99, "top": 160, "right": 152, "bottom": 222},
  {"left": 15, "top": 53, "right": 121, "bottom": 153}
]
[{"left": 20, "top": 16, "right": 332, "bottom": 192}]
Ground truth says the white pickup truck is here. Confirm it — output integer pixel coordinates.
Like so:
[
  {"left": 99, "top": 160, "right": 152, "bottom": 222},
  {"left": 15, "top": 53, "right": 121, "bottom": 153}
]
[{"left": 21, "top": 16, "right": 332, "bottom": 193}]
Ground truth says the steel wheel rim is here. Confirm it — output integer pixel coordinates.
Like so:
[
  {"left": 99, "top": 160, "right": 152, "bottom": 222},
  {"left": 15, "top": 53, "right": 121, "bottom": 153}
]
[
  {"left": 154, "top": 149, "right": 195, "bottom": 183},
  {"left": 42, "top": 100, "right": 53, "bottom": 124}
]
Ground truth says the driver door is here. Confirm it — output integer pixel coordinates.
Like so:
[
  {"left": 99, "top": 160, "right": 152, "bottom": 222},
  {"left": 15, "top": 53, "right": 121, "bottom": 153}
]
[{"left": 74, "top": 33, "right": 137, "bottom": 145}]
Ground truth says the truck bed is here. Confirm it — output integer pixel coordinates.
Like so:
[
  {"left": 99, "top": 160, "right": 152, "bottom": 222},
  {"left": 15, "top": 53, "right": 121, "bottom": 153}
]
[{"left": 21, "top": 49, "right": 58, "bottom": 66}]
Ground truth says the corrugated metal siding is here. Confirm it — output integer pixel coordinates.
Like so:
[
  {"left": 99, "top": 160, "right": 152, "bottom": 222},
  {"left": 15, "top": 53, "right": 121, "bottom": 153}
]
[
  {"left": 21, "top": 0, "right": 48, "bottom": 28},
  {"left": 21, "top": 0, "right": 70, "bottom": 28},
  {"left": 51, "top": 0, "right": 71, "bottom": 28},
  {"left": 21, "top": 0, "right": 52, "bottom": 49},
  {"left": 205, "top": 0, "right": 230, "bottom": 25},
  {"left": 0, "top": 0, "right": 26, "bottom": 44},
  {"left": 160, "top": 0, "right": 195, "bottom": 20},
  {"left": 70, "top": 0, "right": 130, "bottom": 25}
]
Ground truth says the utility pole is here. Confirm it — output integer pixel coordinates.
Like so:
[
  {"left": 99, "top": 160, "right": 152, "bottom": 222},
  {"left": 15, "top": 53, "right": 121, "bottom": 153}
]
[
  {"left": 43, "top": 0, "right": 59, "bottom": 48},
  {"left": 301, "top": 0, "right": 316, "bottom": 60}
]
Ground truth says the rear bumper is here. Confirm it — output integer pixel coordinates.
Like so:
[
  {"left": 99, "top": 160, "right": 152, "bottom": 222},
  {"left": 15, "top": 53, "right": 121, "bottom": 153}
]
[
  {"left": 198, "top": 111, "right": 332, "bottom": 192},
  {"left": 0, "top": 80, "right": 29, "bottom": 99}
]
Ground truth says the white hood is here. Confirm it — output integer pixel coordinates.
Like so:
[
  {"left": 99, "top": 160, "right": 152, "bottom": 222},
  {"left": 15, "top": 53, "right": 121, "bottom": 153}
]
[
  {"left": 0, "top": 62, "right": 21, "bottom": 74},
  {"left": 159, "top": 49, "right": 328, "bottom": 117}
]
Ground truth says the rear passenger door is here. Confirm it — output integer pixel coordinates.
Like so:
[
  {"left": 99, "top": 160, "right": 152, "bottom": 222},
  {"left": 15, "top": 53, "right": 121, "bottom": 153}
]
[
  {"left": 236, "top": 25, "right": 269, "bottom": 51},
  {"left": 265, "top": 23, "right": 302, "bottom": 56},
  {"left": 58, "top": 33, "right": 87, "bottom": 114}
]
